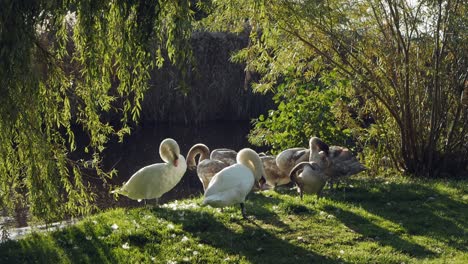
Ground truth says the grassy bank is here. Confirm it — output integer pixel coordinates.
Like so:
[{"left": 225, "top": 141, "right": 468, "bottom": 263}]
[{"left": 0, "top": 175, "right": 467, "bottom": 263}]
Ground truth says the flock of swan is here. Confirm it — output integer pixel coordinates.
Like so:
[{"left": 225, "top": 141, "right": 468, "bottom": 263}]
[{"left": 112, "top": 137, "right": 366, "bottom": 219}]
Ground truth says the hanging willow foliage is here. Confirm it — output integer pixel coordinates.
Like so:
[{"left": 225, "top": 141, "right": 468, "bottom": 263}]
[{"left": 0, "top": 0, "right": 194, "bottom": 222}]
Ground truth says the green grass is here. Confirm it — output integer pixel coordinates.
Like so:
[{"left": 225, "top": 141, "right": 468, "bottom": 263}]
[{"left": 1, "top": 175, "right": 467, "bottom": 263}]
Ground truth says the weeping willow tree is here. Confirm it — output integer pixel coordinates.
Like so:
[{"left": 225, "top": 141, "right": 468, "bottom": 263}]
[
  {"left": 199, "top": 0, "right": 467, "bottom": 177},
  {"left": 0, "top": 0, "right": 194, "bottom": 222}
]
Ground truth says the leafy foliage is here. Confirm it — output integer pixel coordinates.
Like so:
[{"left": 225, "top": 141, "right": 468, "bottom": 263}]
[
  {"left": 248, "top": 76, "right": 354, "bottom": 153},
  {"left": 200, "top": 0, "right": 468, "bottom": 176},
  {"left": 0, "top": 0, "right": 194, "bottom": 222}
]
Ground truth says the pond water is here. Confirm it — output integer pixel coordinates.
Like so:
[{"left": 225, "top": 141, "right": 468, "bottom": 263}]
[
  {"left": 93, "top": 120, "right": 263, "bottom": 210},
  {"left": 1, "top": 121, "right": 266, "bottom": 238}
]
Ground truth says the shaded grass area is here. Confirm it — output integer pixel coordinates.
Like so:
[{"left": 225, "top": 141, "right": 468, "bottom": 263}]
[{"left": 0, "top": 175, "right": 467, "bottom": 263}]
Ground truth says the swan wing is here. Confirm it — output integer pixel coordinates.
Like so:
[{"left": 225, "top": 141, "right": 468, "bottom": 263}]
[
  {"left": 197, "top": 159, "right": 229, "bottom": 189},
  {"left": 329, "top": 147, "right": 366, "bottom": 176},
  {"left": 262, "top": 155, "right": 290, "bottom": 186},
  {"left": 300, "top": 165, "right": 326, "bottom": 194},
  {"left": 119, "top": 155, "right": 187, "bottom": 200},
  {"left": 203, "top": 164, "right": 254, "bottom": 207},
  {"left": 276, "top": 148, "right": 309, "bottom": 173},
  {"left": 210, "top": 148, "right": 237, "bottom": 166},
  {"left": 198, "top": 159, "right": 229, "bottom": 177}
]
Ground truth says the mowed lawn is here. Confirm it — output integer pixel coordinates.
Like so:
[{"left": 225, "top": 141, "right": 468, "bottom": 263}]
[{"left": 1, "top": 175, "right": 467, "bottom": 263}]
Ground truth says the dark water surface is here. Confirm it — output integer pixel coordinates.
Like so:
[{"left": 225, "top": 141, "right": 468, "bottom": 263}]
[
  {"left": 1, "top": 121, "right": 263, "bottom": 236},
  {"left": 94, "top": 121, "right": 261, "bottom": 210}
]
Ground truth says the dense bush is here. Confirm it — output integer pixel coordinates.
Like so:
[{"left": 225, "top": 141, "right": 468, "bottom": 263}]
[
  {"left": 200, "top": 0, "right": 468, "bottom": 177},
  {"left": 248, "top": 76, "right": 354, "bottom": 154}
]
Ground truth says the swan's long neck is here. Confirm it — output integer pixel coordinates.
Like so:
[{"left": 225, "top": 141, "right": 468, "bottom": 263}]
[
  {"left": 237, "top": 149, "right": 265, "bottom": 181},
  {"left": 309, "top": 137, "right": 329, "bottom": 162},
  {"left": 187, "top": 144, "right": 210, "bottom": 167}
]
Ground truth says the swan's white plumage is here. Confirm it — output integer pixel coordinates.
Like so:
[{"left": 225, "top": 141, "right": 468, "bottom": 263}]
[
  {"left": 202, "top": 148, "right": 264, "bottom": 215},
  {"left": 112, "top": 138, "right": 187, "bottom": 200},
  {"left": 203, "top": 164, "right": 254, "bottom": 207}
]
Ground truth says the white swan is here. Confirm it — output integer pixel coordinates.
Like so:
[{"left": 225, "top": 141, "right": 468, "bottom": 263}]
[
  {"left": 202, "top": 148, "right": 265, "bottom": 219},
  {"left": 309, "top": 137, "right": 367, "bottom": 188},
  {"left": 186, "top": 144, "right": 236, "bottom": 191},
  {"left": 275, "top": 147, "right": 309, "bottom": 180},
  {"left": 112, "top": 138, "right": 187, "bottom": 201},
  {"left": 289, "top": 154, "right": 327, "bottom": 200},
  {"left": 260, "top": 154, "right": 291, "bottom": 188}
]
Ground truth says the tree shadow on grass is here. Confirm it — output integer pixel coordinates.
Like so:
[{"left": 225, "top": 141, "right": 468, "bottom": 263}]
[
  {"left": 323, "top": 204, "right": 435, "bottom": 258},
  {"left": 327, "top": 178, "right": 468, "bottom": 253},
  {"left": 153, "top": 204, "right": 341, "bottom": 264},
  {"left": 244, "top": 192, "right": 295, "bottom": 229},
  {"left": 0, "top": 224, "right": 120, "bottom": 263},
  {"left": 0, "top": 220, "right": 147, "bottom": 263},
  {"left": 0, "top": 233, "right": 69, "bottom": 263},
  {"left": 48, "top": 223, "right": 120, "bottom": 263}
]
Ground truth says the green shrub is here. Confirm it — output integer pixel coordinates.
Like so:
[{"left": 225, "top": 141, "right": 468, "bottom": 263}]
[{"left": 248, "top": 77, "right": 353, "bottom": 154}]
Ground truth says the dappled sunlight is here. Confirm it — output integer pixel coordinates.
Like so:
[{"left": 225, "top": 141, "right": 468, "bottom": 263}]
[
  {"left": 324, "top": 177, "right": 468, "bottom": 258},
  {"left": 2, "top": 0, "right": 466, "bottom": 263},
  {"left": 323, "top": 204, "right": 435, "bottom": 258},
  {"left": 0, "top": 234, "right": 71, "bottom": 263},
  {"left": 154, "top": 205, "right": 337, "bottom": 264},
  {"left": 1, "top": 176, "right": 466, "bottom": 263}
]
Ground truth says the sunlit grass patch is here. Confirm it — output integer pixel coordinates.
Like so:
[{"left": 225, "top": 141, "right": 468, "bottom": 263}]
[{"left": 1, "top": 175, "right": 467, "bottom": 263}]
